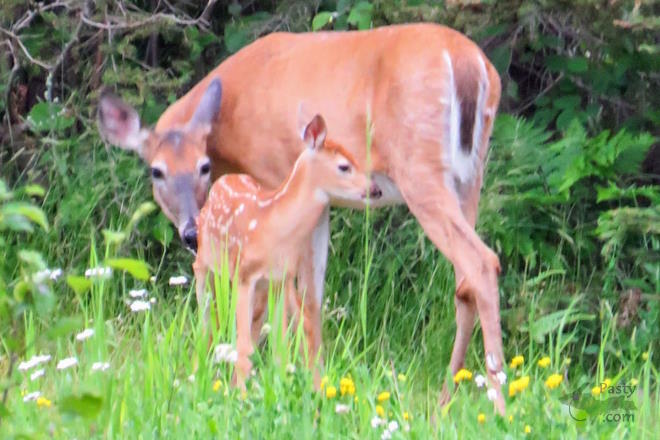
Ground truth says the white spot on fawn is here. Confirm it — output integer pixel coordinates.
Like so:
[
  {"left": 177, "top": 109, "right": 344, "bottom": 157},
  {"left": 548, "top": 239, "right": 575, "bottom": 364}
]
[{"left": 248, "top": 219, "right": 257, "bottom": 230}]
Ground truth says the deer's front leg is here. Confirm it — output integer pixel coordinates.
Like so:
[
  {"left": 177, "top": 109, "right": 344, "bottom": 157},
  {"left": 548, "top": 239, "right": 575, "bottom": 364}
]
[{"left": 234, "top": 278, "right": 256, "bottom": 390}]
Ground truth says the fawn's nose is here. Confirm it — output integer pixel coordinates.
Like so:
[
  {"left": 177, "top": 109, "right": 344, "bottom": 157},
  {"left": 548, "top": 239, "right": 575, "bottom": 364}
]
[
  {"left": 182, "top": 224, "right": 197, "bottom": 251},
  {"left": 369, "top": 182, "right": 382, "bottom": 199}
]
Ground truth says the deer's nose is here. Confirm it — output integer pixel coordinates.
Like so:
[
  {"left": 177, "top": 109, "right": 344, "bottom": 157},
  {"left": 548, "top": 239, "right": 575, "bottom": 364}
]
[
  {"left": 182, "top": 224, "right": 197, "bottom": 251},
  {"left": 369, "top": 183, "right": 382, "bottom": 199}
]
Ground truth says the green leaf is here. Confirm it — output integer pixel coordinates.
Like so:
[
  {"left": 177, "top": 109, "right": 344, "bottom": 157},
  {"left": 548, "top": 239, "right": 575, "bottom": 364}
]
[
  {"left": 102, "top": 229, "right": 127, "bottom": 246},
  {"left": 1, "top": 202, "right": 49, "bottom": 231},
  {"left": 47, "top": 316, "right": 83, "bottom": 340},
  {"left": 312, "top": 12, "right": 334, "bottom": 31},
  {"left": 553, "top": 95, "right": 581, "bottom": 110},
  {"left": 23, "top": 184, "right": 46, "bottom": 198},
  {"left": 26, "top": 102, "right": 74, "bottom": 133},
  {"left": 347, "top": 2, "right": 373, "bottom": 30},
  {"left": 526, "top": 310, "right": 595, "bottom": 343},
  {"left": 106, "top": 258, "right": 150, "bottom": 280},
  {"left": 59, "top": 393, "right": 103, "bottom": 419},
  {"left": 224, "top": 24, "right": 249, "bottom": 54},
  {"left": 152, "top": 214, "right": 173, "bottom": 247},
  {"left": 566, "top": 56, "right": 589, "bottom": 73},
  {"left": 18, "top": 250, "right": 46, "bottom": 269},
  {"left": 66, "top": 276, "right": 92, "bottom": 295}
]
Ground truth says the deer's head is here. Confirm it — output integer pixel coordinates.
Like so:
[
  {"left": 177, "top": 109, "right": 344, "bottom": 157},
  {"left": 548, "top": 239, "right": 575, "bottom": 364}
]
[{"left": 97, "top": 80, "right": 223, "bottom": 251}]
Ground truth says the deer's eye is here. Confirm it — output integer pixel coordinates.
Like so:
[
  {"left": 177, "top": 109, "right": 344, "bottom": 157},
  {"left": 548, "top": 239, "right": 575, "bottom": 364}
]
[
  {"left": 200, "top": 162, "right": 211, "bottom": 175},
  {"left": 151, "top": 167, "right": 165, "bottom": 180},
  {"left": 338, "top": 164, "right": 351, "bottom": 173}
]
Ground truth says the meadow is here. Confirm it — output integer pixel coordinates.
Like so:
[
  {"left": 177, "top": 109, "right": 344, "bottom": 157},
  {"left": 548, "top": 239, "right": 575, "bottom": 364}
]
[{"left": 1, "top": 1, "right": 658, "bottom": 439}]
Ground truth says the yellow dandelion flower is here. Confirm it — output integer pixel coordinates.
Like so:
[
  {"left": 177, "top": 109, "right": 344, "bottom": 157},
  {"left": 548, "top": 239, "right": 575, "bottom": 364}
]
[
  {"left": 630, "top": 378, "right": 639, "bottom": 386},
  {"left": 508, "top": 415, "right": 514, "bottom": 424},
  {"left": 377, "top": 391, "right": 391, "bottom": 402},
  {"left": 510, "top": 355, "right": 524, "bottom": 369},
  {"left": 398, "top": 373, "right": 406, "bottom": 382},
  {"left": 537, "top": 356, "right": 551, "bottom": 368},
  {"left": 36, "top": 396, "right": 52, "bottom": 408},
  {"left": 545, "top": 373, "right": 563, "bottom": 389},
  {"left": 509, "top": 375, "right": 531, "bottom": 397},
  {"left": 339, "top": 377, "right": 356, "bottom": 396},
  {"left": 403, "top": 411, "right": 410, "bottom": 421},
  {"left": 603, "top": 378, "right": 612, "bottom": 388},
  {"left": 212, "top": 380, "right": 222, "bottom": 392},
  {"left": 376, "top": 405, "right": 385, "bottom": 417},
  {"left": 453, "top": 368, "right": 473, "bottom": 383},
  {"left": 642, "top": 352, "right": 649, "bottom": 361},
  {"left": 320, "top": 375, "right": 329, "bottom": 390},
  {"left": 524, "top": 425, "right": 531, "bottom": 434},
  {"left": 564, "top": 357, "right": 571, "bottom": 365},
  {"left": 325, "top": 386, "right": 337, "bottom": 399},
  {"left": 591, "top": 385, "right": 602, "bottom": 396},
  {"left": 477, "top": 413, "right": 486, "bottom": 424}
]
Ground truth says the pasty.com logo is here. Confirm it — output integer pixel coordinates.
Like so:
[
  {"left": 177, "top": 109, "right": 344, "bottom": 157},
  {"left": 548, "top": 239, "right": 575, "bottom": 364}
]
[{"left": 563, "top": 381, "right": 637, "bottom": 423}]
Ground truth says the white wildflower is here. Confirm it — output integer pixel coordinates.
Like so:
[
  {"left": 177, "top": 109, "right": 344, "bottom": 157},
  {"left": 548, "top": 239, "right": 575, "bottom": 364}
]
[
  {"left": 33, "top": 269, "right": 52, "bottom": 283},
  {"left": 85, "top": 267, "right": 112, "bottom": 279},
  {"left": 75, "top": 328, "right": 95, "bottom": 341},
  {"left": 487, "top": 388, "right": 498, "bottom": 401},
  {"left": 371, "top": 416, "right": 384, "bottom": 428},
  {"left": 188, "top": 374, "right": 195, "bottom": 383},
  {"left": 18, "top": 354, "right": 51, "bottom": 371},
  {"left": 129, "top": 288, "right": 147, "bottom": 298},
  {"left": 56, "top": 357, "right": 78, "bottom": 370},
  {"left": 30, "top": 369, "right": 45, "bottom": 381},
  {"left": 130, "top": 300, "right": 151, "bottom": 312},
  {"left": 285, "top": 363, "right": 296, "bottom": 374},
  {"left": 388, "top": 421, "right": 399, "bottom": 432},
  {"left": 474, "top": 374, "right": 487, "bottom": 388},
  {"left": 213, "top": 343, "right": 238, "bottom": 364},
  {"left": 260, "top": 323, "right": 271, "bottom": 336},
  {"left": 50, "top": 268, "right": 63, "bottom": 280},
  {"left": 381, "top": 430, "right": 392, "bottom": 440},
  {"left": 150, "top": 297, "right": 157, "bottom": 304},
  {"left": 335, "top": 403, "right": 350, "bottom": 414},
  {"left": 150, "top": 276, "right": 157, "bottom": 283},
  {"left": 91, "top": 362, "right": 110, "bottom": 372},
  {"left": 23, "top": 391, "right": 41, "bottom": 402},
  {"left": 496, "top": 371, "right": 507, "bottom": 385},
  {"left": 168, "top": 275, "right": 188, "bottom": 286}
]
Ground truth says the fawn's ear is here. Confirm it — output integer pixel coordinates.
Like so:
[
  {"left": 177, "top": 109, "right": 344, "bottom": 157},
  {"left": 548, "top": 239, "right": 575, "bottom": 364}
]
[
  {"left": 303, "top": 114, "right": 327, "bottom": 151},
  {"left": 97, "top": 90, "right": 150, "bottom": 157},
  {"left": 187, "top": 78, "right": 222, "bottom": 137}
]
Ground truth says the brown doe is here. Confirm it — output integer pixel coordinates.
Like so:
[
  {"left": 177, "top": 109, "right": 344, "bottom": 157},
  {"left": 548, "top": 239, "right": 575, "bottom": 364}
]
[{"left": 97, "top": 23, "right": 506, "bottom": 413}]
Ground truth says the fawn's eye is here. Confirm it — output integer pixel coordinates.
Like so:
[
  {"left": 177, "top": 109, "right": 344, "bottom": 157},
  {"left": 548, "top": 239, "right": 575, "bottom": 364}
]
[
  {"left": 150, "top": 167, "right": 165, "bottom": 180},
  {"left": 338, "top": 164, "right": 351, "bottom": 173},
  {"left": 200, "top": 162, "right": 211, "bottom": 175}
]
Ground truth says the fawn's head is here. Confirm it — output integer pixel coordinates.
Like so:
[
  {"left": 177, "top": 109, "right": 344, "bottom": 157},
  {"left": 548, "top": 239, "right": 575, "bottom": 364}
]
[
  {"left": 301, "top": 115, "right": 381, "bottom": 203},
  {"left": 97, "top": 80, "right": 223, "bottom": 251}
]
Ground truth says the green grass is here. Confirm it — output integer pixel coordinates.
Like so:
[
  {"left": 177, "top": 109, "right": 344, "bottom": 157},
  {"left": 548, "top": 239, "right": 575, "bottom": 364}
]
[
  {"left": 1, "top": 113, "right": 658, "bottom": 438},
  {"left": 2, "top": 197, "right": 658, "bottom": 438}
]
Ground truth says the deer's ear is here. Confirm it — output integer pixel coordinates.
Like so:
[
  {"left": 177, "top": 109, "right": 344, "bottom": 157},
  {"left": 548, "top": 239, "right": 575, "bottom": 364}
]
[
  {"left": 97, "top": 91, "right": 150, "bottom": 156},
  {"left": 189, "top": 78, "right": 222, "bottom": 132},
  {"left": 303, "top": 114, "right": 327, "bottom": 151}
]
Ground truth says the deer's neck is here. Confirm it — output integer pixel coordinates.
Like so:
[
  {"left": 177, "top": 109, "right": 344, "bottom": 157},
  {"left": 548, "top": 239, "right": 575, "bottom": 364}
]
[{"left": 262, "top": 151, "right": 327, "bottom": 241}]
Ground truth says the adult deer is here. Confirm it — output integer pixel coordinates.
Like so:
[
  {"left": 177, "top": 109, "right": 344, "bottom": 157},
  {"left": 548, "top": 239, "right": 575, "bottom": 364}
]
[
  {"left": 195, "top": 114, "right": 381, "bottom": 387},
  {"left": 97, "top": 23, "right": 505, "bottom": 413}
]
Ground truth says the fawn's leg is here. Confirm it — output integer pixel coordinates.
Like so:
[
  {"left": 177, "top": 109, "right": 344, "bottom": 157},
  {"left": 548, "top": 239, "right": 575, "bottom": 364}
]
[{"left": 234, "top": 278, "right": 256, "bottom": 389}]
